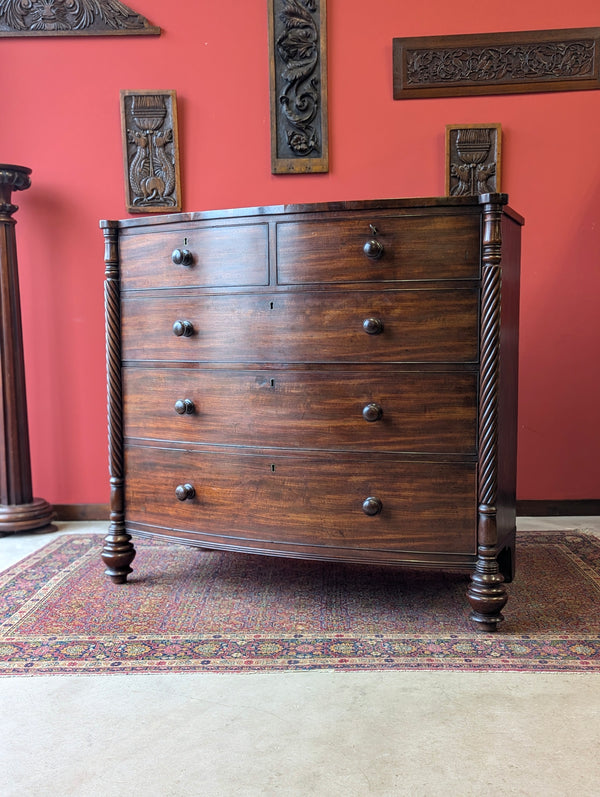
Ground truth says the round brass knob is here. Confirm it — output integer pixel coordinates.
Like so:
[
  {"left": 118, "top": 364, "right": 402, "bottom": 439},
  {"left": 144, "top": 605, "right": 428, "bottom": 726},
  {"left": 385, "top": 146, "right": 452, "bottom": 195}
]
[
  {"left": 172, "top": 248, "right": 194, "bottom": 267},
  {"left": 363, "top": 239, "right": 384, "bottom": 260},
  {"left": 175, "top": 483, "right": 195, "bottom": 501},
  {"left": 362, "top": 496, "right": 383, "bottom": 516},
  {"left": 362, "top": 317, "right": 384, "bottom": 335},
  {"left": 172, "top": 320, "right": 194, "bottom": 337},
  {"left": 174, "top": 399, "right": 195, "bottom": 415},
  {"left": 362, "top": 403, "right": 383, "bottom": 422}
]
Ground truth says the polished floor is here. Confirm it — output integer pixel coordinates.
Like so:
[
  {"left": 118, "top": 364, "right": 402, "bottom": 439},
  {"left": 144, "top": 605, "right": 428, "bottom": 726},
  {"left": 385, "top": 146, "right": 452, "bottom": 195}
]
[{"left": 1, "top": 518, "right": 599, "bottom": 797}]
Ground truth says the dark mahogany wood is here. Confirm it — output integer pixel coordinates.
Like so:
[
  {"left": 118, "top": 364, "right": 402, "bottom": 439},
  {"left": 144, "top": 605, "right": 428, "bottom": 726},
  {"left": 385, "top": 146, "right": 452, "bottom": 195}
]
[
  {"left": 102, "top": 194, "right": 523, "bottom": 630},
  {"left": 119, "top": 221, "right": 269, "bottom": 290},
  {"left": 102, "top": 222, "right": 135, "bottom": 582},
  {"left": 0, "top": 164, "right": 54, "bottom": 535},
  {"left": 276, "top": 212, "right": 481, "bottom": 283},
  {"left": 122, "top": 368, "right": 478, "bottom": 454},
  {"left": 120, "top": 289, "right": 479, "bottom": 364},
  {"left": 123, "top": 446, "right": 477, "bottom": 556}
]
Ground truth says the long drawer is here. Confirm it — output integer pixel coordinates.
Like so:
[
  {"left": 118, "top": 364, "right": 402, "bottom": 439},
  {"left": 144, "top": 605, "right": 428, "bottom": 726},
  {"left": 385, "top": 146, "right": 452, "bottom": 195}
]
[
  {"left": 119, "top": 221, "right": 269, "bottom": 290},
  {"left": 124, "top": 446, "right": 477, "bottom": 555},
  {"left": 123, "top": 367, "right": 477, "bottom": 454},
  {"left": 276, "top": 213, "right": 481, "bottom": 283},
  {"left": 121, "top": 288, "right": 479, "bottom": 363}
]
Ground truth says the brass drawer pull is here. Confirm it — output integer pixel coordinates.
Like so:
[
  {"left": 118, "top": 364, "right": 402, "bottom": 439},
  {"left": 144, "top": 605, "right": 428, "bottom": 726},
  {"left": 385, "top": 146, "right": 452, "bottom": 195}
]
[
  {"left": 172, "top": 320, "right": 194, "bottom": 337},
  {"left": 175, "top": 483, "right": 195, "bottom": 501},
  {"left": 174, "top": 399, "right": 195, "bottom": 415},
  {"left": 362, "top": 496, "right": 383, "bottom": 515},
  {"left": 362, "top": 317, "right": 384, "bottom": 335},
  {"left": 172, "top": 248, "right": 194, "bottom": 267},
  {"left": 362, "top": 403, "right": 383, "bottom": 422}
]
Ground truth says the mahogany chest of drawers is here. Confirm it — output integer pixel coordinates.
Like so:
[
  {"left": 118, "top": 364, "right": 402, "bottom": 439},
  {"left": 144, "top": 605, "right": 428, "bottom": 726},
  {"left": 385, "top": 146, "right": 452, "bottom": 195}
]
[{"left": 101, "top": 194, "right": 523, "bottom": 630}]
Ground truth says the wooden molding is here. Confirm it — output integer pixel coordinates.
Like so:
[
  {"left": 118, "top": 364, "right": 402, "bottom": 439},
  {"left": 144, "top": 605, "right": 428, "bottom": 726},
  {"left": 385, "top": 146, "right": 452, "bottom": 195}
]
[
  {"left": 394, "top": 28, "right": 600, "bottom": 99},
  {"left": 54, "top": 504, "right": 110, "bottom": 521},
  {"left": 0, "top": 0, "right": 159, "bottom": 37},
  {"left": 51, "top": 500, "right": 600, "bottom": 522},
  {"left": 268, "top": 0, "right": 328, "bottom": 174},
  {"left": 517, "top": 500, "right": 600, "bottom": 517}
]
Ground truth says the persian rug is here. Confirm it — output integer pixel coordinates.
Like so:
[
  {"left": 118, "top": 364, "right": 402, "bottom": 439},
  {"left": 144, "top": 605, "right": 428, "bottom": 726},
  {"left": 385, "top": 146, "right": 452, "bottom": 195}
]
[{"left": 1, "top": 531, "right": 599, "bottom": 676}]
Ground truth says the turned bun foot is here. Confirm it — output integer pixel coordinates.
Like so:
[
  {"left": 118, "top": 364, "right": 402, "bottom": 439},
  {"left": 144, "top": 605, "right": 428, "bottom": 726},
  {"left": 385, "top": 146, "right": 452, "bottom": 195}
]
[
  {"left": 467, "top": 571, "right": 508, "bottom": 632},
  {"left": 101, "top": 530, "right": 136, "bottom": 583}
]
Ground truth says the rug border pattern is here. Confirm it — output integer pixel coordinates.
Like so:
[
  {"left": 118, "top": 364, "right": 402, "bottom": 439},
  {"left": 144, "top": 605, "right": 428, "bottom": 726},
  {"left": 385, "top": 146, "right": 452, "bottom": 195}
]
[{"left": 1, "top": 532, "right": 599, "bottom": 676}]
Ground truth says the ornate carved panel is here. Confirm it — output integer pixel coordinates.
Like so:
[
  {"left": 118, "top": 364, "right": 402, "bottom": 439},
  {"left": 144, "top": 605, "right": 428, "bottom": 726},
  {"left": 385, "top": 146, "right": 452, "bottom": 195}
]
[
  {"left": 268, "top": 0, "right": 328, "bottom": 174},
  {"left": 0, "top": 0, "right": 159, "bottom": 36},
  {"left": 445, "top": 124, "right": 501, "bottom": 197},
  {"left": 120, "top": 90, "right": 181, "bottom": 214},
  {"left": 393, "top": 28, "right": 600, "bottom": 99}
]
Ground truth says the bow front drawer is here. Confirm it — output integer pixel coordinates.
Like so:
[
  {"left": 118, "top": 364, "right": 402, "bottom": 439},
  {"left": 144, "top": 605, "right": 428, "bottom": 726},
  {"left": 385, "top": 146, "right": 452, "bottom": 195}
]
[
  {"left": 121, "top": 288, "right": 479, "bottom": 364},
  {"left": 123, "top": 367, "right": 477, "bottom": 454},
  {"left": 124, "top": 446, "right": 477, "bottom": 557}
]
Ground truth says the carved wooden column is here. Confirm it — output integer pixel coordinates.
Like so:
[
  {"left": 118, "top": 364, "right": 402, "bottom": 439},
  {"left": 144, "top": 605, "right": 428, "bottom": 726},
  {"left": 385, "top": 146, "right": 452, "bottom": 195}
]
[
  {"left": 100, "top": 221, "right": 135, "bottom": 581},
  {"left": 0, "top": 164, "right": 54, "bottom": 534},
  {"left": 467, "top": 194, "right": 509, "bottom": 630}
]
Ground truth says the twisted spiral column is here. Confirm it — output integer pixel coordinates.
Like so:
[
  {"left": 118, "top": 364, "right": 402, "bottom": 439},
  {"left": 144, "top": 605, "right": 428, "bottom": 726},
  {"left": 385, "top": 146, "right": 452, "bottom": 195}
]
[
  {"left": 467, "top": 195, "right": 508, "bottom": 630},
  {"left": 101, "top": 222, "right": 135, "bottom": 582}
]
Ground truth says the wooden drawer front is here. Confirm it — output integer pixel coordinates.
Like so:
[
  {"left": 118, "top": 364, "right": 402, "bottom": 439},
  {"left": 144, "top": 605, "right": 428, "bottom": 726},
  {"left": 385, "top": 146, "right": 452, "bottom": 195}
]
[
  {"left": 123, "top": 368, "right": 477, "bottom": 454},
  {"left": 124, "top": 446, "right": 477, "bottom": 555},
  {"left": 121, "top": 289, "right": 479, "bottom": 364},
  {"left": 119, "top": 223, "right": 269, "bottom": 290},
  {"left": 276, "top": 214, "right": 480, "bottom": 284}
]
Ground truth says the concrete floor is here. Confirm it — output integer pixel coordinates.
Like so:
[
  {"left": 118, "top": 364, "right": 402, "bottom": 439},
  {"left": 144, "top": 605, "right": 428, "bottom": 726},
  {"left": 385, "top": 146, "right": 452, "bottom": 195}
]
[{"left": 1, "top": 518, "right": 599, "bottom": 797}]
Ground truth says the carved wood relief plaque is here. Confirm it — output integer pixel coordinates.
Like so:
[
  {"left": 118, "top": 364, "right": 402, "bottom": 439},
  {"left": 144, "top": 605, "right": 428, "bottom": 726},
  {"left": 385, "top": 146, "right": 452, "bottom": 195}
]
[
  {"left": 0, "top": 0, "right": 159, "bottom": 36},
  {"left": 445, "top": 124, "right": 501, "bottom": 197},
  {"left": 120, "top": 90, "right": 181, "bottom": 214},
  {"left": 268, "top": 0, "right": 328, "bottom": 174},
  {"left": 393, "top": 28, "right": 600, "bottom": 99}
]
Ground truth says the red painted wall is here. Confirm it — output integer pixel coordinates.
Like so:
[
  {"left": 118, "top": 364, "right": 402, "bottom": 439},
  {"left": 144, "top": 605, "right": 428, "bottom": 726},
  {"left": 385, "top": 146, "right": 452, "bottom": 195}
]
[{"left": 1, "top": 1, "right": 599, "bottom": 504}]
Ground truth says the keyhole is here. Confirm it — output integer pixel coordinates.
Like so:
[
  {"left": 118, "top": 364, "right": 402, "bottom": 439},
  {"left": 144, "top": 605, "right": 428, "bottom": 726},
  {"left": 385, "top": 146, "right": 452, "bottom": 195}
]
[
  {"left": 270, "top": 301, "right": 274, "bottom": 310},
  {"left": 271, "top": 464, "right": 276, "bottom": 472},
  {"left": 184, "top": 237, "right": 188, "bottom": 246},
  {"left": 270, "top": 379, "right": 275, "bottom": 387}
]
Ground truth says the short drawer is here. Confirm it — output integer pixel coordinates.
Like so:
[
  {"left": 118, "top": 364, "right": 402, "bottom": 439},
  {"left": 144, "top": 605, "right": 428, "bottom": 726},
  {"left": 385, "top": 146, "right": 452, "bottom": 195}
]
[
  {"left": 276, "top": 213, "right": 480, "bottom": 284},
  {"left": 123, "top": 367, "right": 477, "bottom": 454},
  {"left": 124, "top": 446, "right": 477, "bottom": 555},
  {"left": 121, "top": 288, "right": 479, "bottom": 364},
  {"left": 119, "top": 222, "right": 269, "bottom": 290}
]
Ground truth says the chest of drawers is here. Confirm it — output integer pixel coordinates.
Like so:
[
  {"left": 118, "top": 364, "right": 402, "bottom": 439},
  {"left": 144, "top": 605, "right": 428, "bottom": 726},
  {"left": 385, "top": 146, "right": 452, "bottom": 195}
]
[{"left": 101, "top": 194, "right": 523, "bottom": 631}]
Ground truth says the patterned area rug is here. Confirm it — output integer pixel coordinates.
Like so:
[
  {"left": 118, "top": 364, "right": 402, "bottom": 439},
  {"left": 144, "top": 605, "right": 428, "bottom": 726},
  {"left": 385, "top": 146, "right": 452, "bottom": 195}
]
[{"left": 1, "top": 531, "right": 599, "bottom": 675}]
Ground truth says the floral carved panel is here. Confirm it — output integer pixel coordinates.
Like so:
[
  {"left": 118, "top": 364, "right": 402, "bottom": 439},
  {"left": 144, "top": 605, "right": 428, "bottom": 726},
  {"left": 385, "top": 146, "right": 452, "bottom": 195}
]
[
  {"left": 0, "top": 0, "right": 159, "bottom": 36},
  {"left": 268, "top": 0, "right": 328, "bottom": 174},
  {"left": 445, "top": 124, "right": 502, "bottom": 197},
  {"left": 393, "top": 28, "right": 600, "bottom": 99},
  {"left": 120, "top": 90, "right": 181, "bottom": 214}
]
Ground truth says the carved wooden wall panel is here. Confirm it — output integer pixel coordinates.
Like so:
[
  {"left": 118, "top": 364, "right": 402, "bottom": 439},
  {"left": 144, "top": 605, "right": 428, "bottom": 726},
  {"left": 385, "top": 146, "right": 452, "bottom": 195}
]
[
  {"left": 0, "top": 0, "right": 159, "bottom": 36},
  {"left": 445, "top": 124, "right": 501, "bottom": 197},
  {"left": 393, "top": 28, "right": 600, "bottom": 99},
  {"left": 120, "top": 90, "right": 181, "bottom": 214},
  {"left": 268, "top": 0, "right": 328, "bottom": 174}
]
